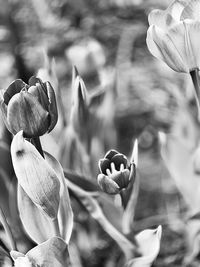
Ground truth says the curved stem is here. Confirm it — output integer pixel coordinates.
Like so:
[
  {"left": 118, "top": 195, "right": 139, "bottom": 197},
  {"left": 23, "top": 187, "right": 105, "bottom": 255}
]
[
  {"left": 0, "top": 207, "right": 16, "bottom": 251},
  {"left": 190, "top": 69, "right": 200, "bottom": 121}
]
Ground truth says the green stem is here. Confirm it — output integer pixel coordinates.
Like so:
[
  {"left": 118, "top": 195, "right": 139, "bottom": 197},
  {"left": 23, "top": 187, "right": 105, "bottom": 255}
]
[
  {"left": 190, "top": 69, "right": 200, "bottom": 121},
  {"left": 0, "top": 207, "right": 16, "bottom": 251},
  {"left": 32, "top": 137, "right": 44, "bottom": 158}
]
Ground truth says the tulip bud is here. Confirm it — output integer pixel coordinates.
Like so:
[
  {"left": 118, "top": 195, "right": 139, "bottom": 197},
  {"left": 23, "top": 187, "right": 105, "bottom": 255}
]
[
  {"left": 70, "top": 75, "right": 91, "bottom": 145},
  {"left": 97, "top": 150, "right": 135, "bottom": 194},
  {"left": 7, "top": 91, "right": 49, "bottom": 137},
  {"left": 0, "top": 76, "right": 58, "bottom": 137},
  {"left": 11, "top": 131, "right": 60, "bottom": 219}
]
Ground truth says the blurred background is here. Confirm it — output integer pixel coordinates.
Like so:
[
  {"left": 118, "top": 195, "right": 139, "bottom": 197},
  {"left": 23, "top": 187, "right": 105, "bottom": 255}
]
[{"left": 0, "top": 0, "right": 198, "bottom": 266}]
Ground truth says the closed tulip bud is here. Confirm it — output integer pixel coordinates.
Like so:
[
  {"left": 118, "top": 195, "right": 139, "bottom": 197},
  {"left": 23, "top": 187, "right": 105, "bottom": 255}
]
[
  {"left": 0, "top": 76, "right": 58, "bottom": 137},
  {"left": 70, "top": 75, "right": 91, "bottom": 145},
  {"left": 97, "top": 150, "right": 136, "bottom": 194},
  {"left": 11, "top": 131, "right": 60, "bottom": 219}
]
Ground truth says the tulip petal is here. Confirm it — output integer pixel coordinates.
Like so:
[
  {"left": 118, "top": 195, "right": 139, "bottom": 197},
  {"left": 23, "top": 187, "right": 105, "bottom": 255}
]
[
  {"left": 97, "top": 173, "right": 120, "bottom": 194},
  {"left": 148, "top": 10, "right": 176, "bottom": 29},
  {"left": 11, "top": 131, "right": 60, "bottom": 219},
  {"left": 26, "top": 237, "right": 69, "bottom": 267},
  {"left": 28, "top": 76, "right": 42, "bottom": 86},
  {"left": 181, "top": 0, "right": 200, "bottom": 20},
  {"left": 148, "top": 0, "right": 189, "bottom": 29},
  {"left": 3, "top": 79, "right": 26, "bottom": 105},
  {"left": 111, "top": 169, "right": 130, "bottom": 189},
  {"left": 112, "top": 154, "right": 128, "bottom": 170},
  {"left": 147, "top": 24, "right": 189, "bottom": 72},
  {"left": 28, "top": 84, "right": 49, "bottom": 111},
  {"left": 99, "top": 158, "right": 111, "bottom": 174},
  {"left": 183, "top": 20, "right": 200, "bottom": 70},
  {"left": 167, "top": 20, "right": 200, "bottom": 71},
  {"left": 18, "top": 185, "right": 54, "bottom": 244},
  {"left": 120, "top": 163, "right": 137, "bottom": 208},
  {"left": 7, "top": 91, "right": 49, "bottom": 137},
  {"left": 168, "top": 0, "right": 189, "bottom": 20},
  {"left": 44, "top": 151, "right": 73, "bottom": 243},
  {"left": 105, "top": 149, "right": 118, "bottom": 160},
  {"left": 45, "top": 81, "right": 58, "bottom": 132}
]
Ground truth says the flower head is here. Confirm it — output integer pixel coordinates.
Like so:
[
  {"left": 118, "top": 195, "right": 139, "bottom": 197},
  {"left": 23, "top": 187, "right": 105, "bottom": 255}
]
[
  {"left": 146, "top": 0, "right": 200, "bottom": 73},
  {"left": 0, "top": 76, "right": 58, "bottom": 137},
  {"left": 97, "top": 150, "right": 136, "bottom": 194}
]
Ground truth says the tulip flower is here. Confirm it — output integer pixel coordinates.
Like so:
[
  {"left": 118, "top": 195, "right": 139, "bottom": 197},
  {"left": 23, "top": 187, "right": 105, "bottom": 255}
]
[
  {"left": 97, "top": 150, "right": 136, "bottom": 194},
  {"left": 11, "top": 131, "right": 60, "bottom": 219},
  {"left": 0, "top": 76, "right": 58, "bottom": 137},
  {"left": 146, "top": 0, "right": 200, "bottom": 73}
]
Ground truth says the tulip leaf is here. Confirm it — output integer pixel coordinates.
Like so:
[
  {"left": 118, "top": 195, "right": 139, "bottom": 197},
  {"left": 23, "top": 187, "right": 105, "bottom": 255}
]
[
  {"left": 66, "top": 180, "right": 136, "bottom": 260},
  {"left": 122, "top": 172, "right": 139, "bottom": 234},
  {"left": 64, "top": 169, "right": 123, "bottom": 230},
  {"left": 0, "top": 244, "right": 13, "bottom": 266},
  {"left": 26, "top": 237, "right": 69, "bottom": 267},
  {"left": 18, "top": 185, "right": 54, "bottom": 244},
  {"left": 11, "top": 131, "right": 60, "bottom": 219},
  {"left": 44, "top": 151, "right": 74, "bottom": 243},
  {"left": 63, "top": 169, "right": 99, "bottom": 192},
  {"left": 125, "top": 226, "right": 162, "bottom": 267}
]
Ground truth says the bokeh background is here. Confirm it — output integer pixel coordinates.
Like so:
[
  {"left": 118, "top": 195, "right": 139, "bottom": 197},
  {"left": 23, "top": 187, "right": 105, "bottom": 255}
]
[{"left": 0, "top": 0, "right": 197, "bottom": 266}]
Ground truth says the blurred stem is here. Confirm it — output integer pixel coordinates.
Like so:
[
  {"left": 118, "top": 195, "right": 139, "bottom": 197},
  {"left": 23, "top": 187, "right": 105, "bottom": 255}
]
[
  {"left": 98, "top": 214, "right": 137, "bottom": 260},
  {"left": 32, "top": 137, "right": 44, "bottom": 158},
  {"left": 0, "top": 207, "right": 16, "bottom": 251},
  {"left": 67, "top": 179, "right": 137, "bottom": 260},
  {"left": 190, "top": 69, "right": 200, "bottom": 121},
  {"left": 52, "top": 218, "right": 61, "bottom": 237}
]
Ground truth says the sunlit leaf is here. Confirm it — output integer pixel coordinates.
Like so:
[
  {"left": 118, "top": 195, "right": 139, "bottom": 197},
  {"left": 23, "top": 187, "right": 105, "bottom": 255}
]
[
  {"left": 45, "top": 151, "right": 73, "bottom": 243},
  {"left": 18, "top": 185, "right": 54, "bottom": 244},
  {"left": 125, "top": 226, "right": 162, "bottom": 267},
  {"left": 27, "top": 237, "right": 69, "bottom": 267},
  {"left": 11, "top": 237, "right": 69, "bottom": 267}
]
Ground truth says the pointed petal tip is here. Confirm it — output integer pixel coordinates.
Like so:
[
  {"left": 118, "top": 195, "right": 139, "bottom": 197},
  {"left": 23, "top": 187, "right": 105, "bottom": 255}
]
[
  {"left": 72, "top": 65, "right": 80, "bottom": 78},
  {"left": 158, "top": 131, "right": 166, "bottom": 145},
  {"left": 131, "top": 139, "right": 138, "bottom": 167},
  {"left": 156, "top": 225, "right": 162, "bottom": 240}
]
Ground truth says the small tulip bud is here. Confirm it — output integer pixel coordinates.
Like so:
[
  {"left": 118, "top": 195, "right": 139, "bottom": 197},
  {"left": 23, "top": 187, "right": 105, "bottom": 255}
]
[
  {"left": 11, "top": 131, "right": 60, "bottom": 219},
  {"left": 0, "top": 76, "right": 58, "bottom": 137},
  {"left": 97, "top": 150, "right": 136, "bottom": 194}
]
